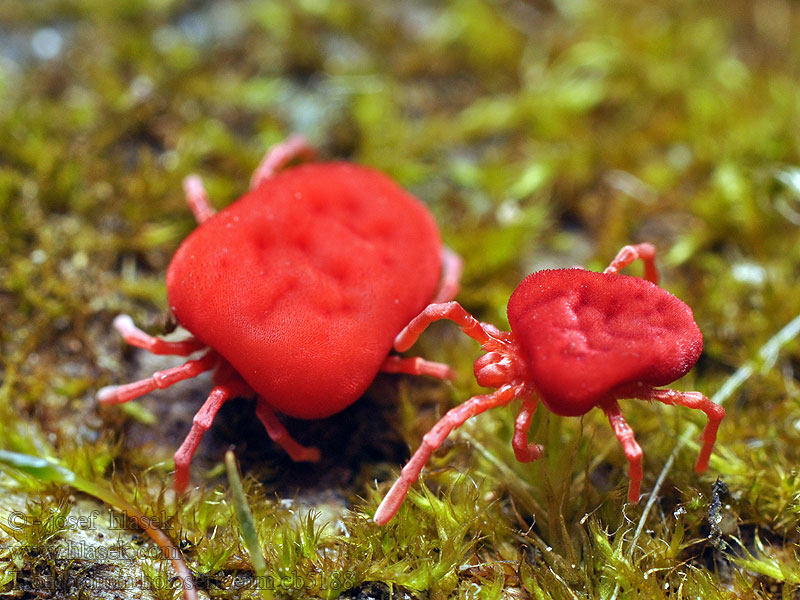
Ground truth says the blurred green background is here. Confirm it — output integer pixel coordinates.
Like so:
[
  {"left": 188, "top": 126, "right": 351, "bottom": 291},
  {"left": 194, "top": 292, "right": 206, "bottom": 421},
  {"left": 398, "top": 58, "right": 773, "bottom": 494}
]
[{"left": 2, "top": 1, "right": 800, "bottom": 598}]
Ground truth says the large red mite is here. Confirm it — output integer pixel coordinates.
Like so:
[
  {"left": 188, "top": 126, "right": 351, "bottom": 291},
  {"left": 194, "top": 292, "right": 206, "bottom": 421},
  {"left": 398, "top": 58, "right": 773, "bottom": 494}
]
[
  {"left": 374, "top": 244, "right": 725, "bottom": 525},
  {"left": 98, "top": 135, "right": 462, "bottom": 492}
]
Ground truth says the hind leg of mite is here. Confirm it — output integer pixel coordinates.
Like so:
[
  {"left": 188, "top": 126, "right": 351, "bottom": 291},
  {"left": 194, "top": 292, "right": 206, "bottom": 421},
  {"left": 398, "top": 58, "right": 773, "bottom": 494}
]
[
  {"left": 602, "top": 399, "right": 644, "bottom": 504},
  {"left": 255, "top": 398, "right": 321, "bottom": 462}
]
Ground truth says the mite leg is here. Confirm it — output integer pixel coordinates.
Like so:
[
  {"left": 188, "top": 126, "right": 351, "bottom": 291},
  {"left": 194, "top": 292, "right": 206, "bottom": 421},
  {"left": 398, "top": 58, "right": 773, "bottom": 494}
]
[
  {"left": 602, "top": 399, "right": 644, "bottom": 504},
  {"left": 630, "top": 387, "right": 724, "bottom": 473},
  {"left": 431, "top": 246, "right": 464, "bottom": 303},
  {"left": 603, "top": 243, "right": 659, "bottom": 284},
  {"left": 173, "top": 380, "right": 247, "bottom": 492},
  {"left": 250, "top": 134, "right": 317, "bottom": 189},
  {"left": 394, "top": 302, "right": 495, "bottom": 353},
  {"left": 379, "top": 355, "right": 455, "bottom": 380},
  {"left": 374, "top": 384, "right": 518, "bottom": 525},
  {"left": 512, "top": 397, "right": 544, "bottom": 463},
  {"left": 255, "top": 398, "right": 321, "bottom": 462},
  {"left": 110, "top": 314, "right": 205, "bottom": 356},
  {"left": 97, "top": 350, "right": 217, "bottom": 405},
  {"left": 182, "top": 174, "right": 216, "bottom": 224}
]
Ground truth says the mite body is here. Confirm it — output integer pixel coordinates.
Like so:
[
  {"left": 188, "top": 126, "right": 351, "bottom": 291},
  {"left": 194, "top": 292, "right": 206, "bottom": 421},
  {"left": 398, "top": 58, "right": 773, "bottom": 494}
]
[
  {"left": 99, "top": 136, "right": 462, "bottom": 491},
  {"left": 374, "top": 244, "right": 724, "bottom": 524}
]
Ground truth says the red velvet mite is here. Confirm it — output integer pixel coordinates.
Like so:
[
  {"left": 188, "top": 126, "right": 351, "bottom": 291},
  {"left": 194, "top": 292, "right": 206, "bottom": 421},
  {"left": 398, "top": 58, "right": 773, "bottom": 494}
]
[
  {"left": 98, "top": 135, "right": 463, "bottom": 492},
  {"left": 374, "top": 243, "right": 724, "bottom": 525}
]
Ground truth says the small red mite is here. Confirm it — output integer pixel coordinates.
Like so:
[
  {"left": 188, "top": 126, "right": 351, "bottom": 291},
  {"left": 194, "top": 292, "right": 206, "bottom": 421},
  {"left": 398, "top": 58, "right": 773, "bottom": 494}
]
[
  {"left": 374, "top": 244, "right": 725, "bottom": 525},
  {"left": 98, "top": 135, "right": 463, "bottom": 492}
]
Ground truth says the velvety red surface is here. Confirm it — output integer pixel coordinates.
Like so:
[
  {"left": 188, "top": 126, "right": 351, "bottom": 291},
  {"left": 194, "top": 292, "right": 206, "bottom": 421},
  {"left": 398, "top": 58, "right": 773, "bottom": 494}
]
[
  {"left": 507, "top": 269, "right": 702, "bottom": 416},
  {"left": 167, "top": 162, "right": 442, "bottom": 419}
]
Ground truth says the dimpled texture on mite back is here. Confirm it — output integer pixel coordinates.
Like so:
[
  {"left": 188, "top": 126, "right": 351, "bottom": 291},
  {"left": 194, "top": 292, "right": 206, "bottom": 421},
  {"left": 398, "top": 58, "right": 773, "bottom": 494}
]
[
  {"left": 166, "top": 163, "right": 442, "bottom": 419},
  {"left": 506, "top": 269, "right": 702, "bottom": 417}
]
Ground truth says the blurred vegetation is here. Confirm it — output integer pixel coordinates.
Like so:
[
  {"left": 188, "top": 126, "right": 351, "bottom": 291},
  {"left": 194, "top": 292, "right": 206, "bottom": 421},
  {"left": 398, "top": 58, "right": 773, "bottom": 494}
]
[{"left": 2, "top": 0, "right": 800, "bottom": 598}]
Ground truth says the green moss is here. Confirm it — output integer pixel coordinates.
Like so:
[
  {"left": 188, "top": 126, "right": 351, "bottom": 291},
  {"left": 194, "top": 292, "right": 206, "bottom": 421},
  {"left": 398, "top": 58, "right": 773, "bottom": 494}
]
[{"left": 3, "top": 0, "right": 800, "bottom": 598}]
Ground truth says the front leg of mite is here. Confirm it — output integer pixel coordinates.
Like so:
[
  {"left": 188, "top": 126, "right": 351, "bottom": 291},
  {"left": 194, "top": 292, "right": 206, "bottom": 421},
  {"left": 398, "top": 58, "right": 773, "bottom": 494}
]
[
  {"left": 97, "top": 349, "right": 218, "bottom": 405},
  {"left": 379, "top": 355, "right": 455, "bottom": 380},
  {"left": 109, "top": 314, "right": 205, "bottom": 356},
  {"left": 380, "top": 249, "right": 464, "bottom": 380},
  {"left": 374, "top": 384, "right": 519, "bottom": 525},
  {"left": 394, "top": 301, "right": 497, "bottom": 352},
  {"left": 512, "top": 397, "right": 544, "bottom": 463}
]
